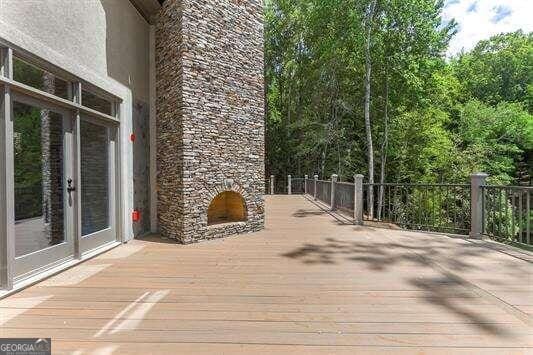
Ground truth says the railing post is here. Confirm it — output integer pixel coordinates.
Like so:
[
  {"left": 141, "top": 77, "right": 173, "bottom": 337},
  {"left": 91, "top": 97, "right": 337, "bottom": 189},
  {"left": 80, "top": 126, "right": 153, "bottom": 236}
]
[
  {"left": 354, "top": 174, "right": 364, "bottom": 225},
  {"left": 304, "top": 175, "right": 308, "bottom": 194},
  {"left": 330, "top": 174, "right": 338, "bottom": 210},
  {"left": 314, "top": 175, "right": 318, "bottom": 200},
  {"left": 287, "top": 175, "right": 292, "bottom": 195},
  {"left": 470, "top": 172, "right": 488, "bottom": 239},
  {"left": 270, "top": 175, "right": 274, "bottom": 195}
]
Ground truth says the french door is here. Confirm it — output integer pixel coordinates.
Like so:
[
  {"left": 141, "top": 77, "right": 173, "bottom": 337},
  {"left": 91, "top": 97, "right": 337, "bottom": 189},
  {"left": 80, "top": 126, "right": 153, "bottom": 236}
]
[
  {"left": 9, "top": 95, "right": 118, "bottom": 282},
  {"left": 12, "top": 94, "right": 76, "bottom": 279},
  {"left": 78, "top": 115, "right": 117, "bottom": 254}
]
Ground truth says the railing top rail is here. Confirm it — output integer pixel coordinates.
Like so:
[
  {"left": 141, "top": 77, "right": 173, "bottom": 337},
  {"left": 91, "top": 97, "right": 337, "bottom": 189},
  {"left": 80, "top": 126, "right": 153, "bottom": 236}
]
[
  {"left": 316, "top": 179, "right": 331, "bottom": 183},
  {"left": 362, "top": 183, "right": 470, "bottom": 188},
  {"left": 482, "top": 185, "right": 533, "bottom": 190},
  {"left": 336, "top": 181, "right": 355, "bottom": 186}
]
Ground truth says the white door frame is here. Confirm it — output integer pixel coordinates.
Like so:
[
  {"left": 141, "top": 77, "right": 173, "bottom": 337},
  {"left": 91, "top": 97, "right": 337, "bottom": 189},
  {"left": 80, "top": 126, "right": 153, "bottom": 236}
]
[
  {"left": 10, "top": 93, "right": 77, "bottom": 282},
  {"left": 78, "top": 114, "right": 119, "bottom": 255},
  {"left": 0, "top": 45, "right": 123, "bottom": 290},
  {"left": 0, "top": 47, "right": 14, "bottom": 289}
]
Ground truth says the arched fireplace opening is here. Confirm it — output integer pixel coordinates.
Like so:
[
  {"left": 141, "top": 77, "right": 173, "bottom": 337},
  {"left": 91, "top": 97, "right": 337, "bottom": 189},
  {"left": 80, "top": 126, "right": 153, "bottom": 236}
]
[{"left": 207, "top": 191, "right": 247, "bottom": 226}]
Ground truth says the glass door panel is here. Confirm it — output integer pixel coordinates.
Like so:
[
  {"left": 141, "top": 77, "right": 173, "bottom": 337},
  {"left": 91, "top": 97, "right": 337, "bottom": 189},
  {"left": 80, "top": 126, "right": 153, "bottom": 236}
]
[
  {"left": 14, "top": 102, "right": 65, "bottom": 256},
  {"left": 12, "top": 97, "right": 75, "bottom": 280},
  {"left": 80, "top": 120, "right": 109, "bottom": 235},
  {"left": 79, "top": 116, "right": 116, "bottom": 253}
]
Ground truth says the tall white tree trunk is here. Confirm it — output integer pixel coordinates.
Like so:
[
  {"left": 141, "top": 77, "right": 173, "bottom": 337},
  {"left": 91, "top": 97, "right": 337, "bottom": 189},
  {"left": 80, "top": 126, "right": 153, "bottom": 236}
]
[
  {"left": 378, "top": 69, "right": 389, "bottom": 220},
  {"left": 364, "top": 0, "right": 376, "bottom": 219}
]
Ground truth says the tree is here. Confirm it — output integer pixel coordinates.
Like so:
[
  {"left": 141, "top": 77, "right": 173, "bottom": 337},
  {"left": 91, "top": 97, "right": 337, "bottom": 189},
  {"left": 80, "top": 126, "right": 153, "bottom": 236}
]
[
  {"left": 455, "top": 100, "right": 533, "bottom": 184},
  {"left": 363, "top": 0, "right": 377, "bottom": 218},
  {"left": 452, "top": 31, "right": 533, "bottom": 112}
]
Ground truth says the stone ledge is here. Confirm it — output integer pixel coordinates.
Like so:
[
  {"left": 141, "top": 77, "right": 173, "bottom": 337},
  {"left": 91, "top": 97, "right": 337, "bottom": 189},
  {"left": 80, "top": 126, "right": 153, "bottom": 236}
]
[{"left": 206, "top": 221, "right": 247, "bottom": 230}]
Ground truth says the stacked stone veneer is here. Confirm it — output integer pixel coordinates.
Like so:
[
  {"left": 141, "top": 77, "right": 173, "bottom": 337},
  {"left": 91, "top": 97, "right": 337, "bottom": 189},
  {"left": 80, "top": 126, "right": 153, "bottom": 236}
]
[
  {"left": 156, "top": 0, "right": 265, "bottom": 243},
  {"left": 41, "top": 73, "right": 64, "bottom": 246}
]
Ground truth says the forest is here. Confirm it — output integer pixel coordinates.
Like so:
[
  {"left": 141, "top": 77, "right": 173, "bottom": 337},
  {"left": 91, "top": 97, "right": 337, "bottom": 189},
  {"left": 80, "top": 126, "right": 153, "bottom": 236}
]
[{"left": 264, "top": 0, "right": 533, "bottom": 187}]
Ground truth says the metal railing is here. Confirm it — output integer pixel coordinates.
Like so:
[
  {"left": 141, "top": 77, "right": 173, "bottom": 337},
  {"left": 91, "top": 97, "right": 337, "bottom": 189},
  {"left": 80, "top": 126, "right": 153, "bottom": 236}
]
[
  {"left": 335, "top": 182, "right": 355, "bottom": 214},
  {"left": 363, "top": 184, "right": 471, "bottom": 234},
  {"left": 266, "top": 175, "right": 289, "bottom": 194},
  {"left": 267, "top": 174, "right": 532, "bottom": 248},
  {"left": 363, "top": 183, "right": 471, "bottom": 235},
  {"left": 306, "top": 178, "right": 315, "bottom": 196},
  {"left": 482, "top": 185, "right": 531, "bottom": 247},
  {"left": 266, "top": 176, "right": 305, "bottom": 195},
  {"left": 315, "top": 180, "right": 331, "bottom": 205},
  {"left": 290, "top": 178, "right": 305, "bottom": 194}
]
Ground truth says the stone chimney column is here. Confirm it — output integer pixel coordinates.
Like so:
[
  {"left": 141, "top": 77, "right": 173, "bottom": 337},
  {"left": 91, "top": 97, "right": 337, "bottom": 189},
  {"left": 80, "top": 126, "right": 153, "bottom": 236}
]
[{"left": 156, "top": 0, "right": 265, "bottom": 243}]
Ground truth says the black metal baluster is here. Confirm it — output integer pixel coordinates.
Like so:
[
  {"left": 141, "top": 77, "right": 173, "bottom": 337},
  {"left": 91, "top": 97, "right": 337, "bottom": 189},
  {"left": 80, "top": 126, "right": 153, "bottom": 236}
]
[
  {"left": 491, "top": 188, "right": 496, "bottom": 237},
  {"left": 481, "top": 186, "right": 486, "bottom": 235},
  {"left": 518, "top": 191, "right": 524, "bottom": 243},
  {"left": 506, "top": 188, "right": 510, "bottom": 240},
  {"left": 527, "top": 190, "right": 531, "bottom": 245},
  {"left": 454, "top": 186, "right": 458, "bottom": 233}
]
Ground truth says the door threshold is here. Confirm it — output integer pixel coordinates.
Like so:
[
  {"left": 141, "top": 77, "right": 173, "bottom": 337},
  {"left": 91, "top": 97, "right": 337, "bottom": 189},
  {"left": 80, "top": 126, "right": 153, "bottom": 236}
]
[{"left": 0, "top": 241, "right": 122, "bottom": 300}]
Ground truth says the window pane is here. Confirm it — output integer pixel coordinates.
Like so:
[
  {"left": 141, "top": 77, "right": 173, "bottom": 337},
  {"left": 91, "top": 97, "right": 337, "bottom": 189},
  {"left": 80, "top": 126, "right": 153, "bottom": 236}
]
[
  {"left": 82, "top": 89, "right": 112, "bottom": 116},
  {"left": 13, "top": 57, "right": 69, "bottom": 100},
  {"left": 13, "top": 101, "right": 65, "bottom": 257},
  {"left": 81, "top": 120, "right": 110, "bottom": 235}
]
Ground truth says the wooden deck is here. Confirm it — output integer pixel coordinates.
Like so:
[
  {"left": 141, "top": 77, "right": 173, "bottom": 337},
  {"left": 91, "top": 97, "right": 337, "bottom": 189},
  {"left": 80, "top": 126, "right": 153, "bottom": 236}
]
[{"left": 1, "top": 195, "right": 532, "bottom": 354}]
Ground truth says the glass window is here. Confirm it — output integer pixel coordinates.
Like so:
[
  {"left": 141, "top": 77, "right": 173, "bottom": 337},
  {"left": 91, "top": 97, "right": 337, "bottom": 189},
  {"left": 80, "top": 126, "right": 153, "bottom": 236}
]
[
  {"left": 13, "top": 57, "right": 70, "bottom": 100},
  {"left": 82, "top": 89, "right": 113, "bottom": 116},
  {"left": 13, "top": 101, "right": 65, "bottom": 257},
  {"left": 80, "top": 119, "right": 110, "bottom": 235}
]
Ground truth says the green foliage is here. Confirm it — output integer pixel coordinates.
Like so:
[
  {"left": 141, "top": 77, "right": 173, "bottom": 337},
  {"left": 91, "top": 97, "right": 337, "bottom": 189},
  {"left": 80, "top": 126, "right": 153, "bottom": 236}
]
[
  {"left": 12, "top": 59, "right": 45, "bottom": 189},
  {"left": 13, "top": 105, "right": 42, "bottom": 188},
  {"left": 13, "top": 104, "right": 44, "bottom": 220},
  {"left": 451, "top": 31, "right": 533, "bottom": 111},
  {"left": 455, "top": 100, "right": 533, "bottom": 184},
  {"left": 388, "top": 107, "right": 460, "bottom": 183}
]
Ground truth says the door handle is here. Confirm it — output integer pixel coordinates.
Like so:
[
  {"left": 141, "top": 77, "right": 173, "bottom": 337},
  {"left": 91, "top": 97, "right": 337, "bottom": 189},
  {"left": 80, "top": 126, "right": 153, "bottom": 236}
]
[{"left": 67, "top": 178, "right": 76, "bottom": 193}]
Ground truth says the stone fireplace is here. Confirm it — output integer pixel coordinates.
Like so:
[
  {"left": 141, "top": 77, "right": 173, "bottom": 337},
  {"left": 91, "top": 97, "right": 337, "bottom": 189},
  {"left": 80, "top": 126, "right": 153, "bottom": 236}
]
[{"left": 155, "top": 0, "right": 265, "bottom": 243}]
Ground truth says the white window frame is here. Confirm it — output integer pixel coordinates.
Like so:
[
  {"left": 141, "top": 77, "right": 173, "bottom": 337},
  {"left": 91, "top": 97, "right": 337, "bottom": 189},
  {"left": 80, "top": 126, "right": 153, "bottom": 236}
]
[{"left": 0, "top": 43, "right": 123, "bottom": 291}]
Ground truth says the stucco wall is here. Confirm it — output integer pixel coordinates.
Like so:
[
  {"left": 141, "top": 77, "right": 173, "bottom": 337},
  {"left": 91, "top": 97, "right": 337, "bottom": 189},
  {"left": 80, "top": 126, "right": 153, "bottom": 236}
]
[
  {"left": 0, "top": 0, "right": 153, "bottom": 241},
  {"left": 0, "top": 0, "right": 150, "bottom": 102}
]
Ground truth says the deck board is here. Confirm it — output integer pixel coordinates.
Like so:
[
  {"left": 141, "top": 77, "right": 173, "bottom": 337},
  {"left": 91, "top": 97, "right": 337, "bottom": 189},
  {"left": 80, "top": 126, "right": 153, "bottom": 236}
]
[{"left": 1, "top": 195, "right": 532, "bottom": 354}]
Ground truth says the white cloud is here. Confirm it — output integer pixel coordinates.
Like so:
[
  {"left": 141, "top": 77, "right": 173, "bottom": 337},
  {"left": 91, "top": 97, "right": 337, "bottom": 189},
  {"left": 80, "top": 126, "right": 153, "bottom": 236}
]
[{"left": 442, "top": 0, "right": 533, "bottom": 56}]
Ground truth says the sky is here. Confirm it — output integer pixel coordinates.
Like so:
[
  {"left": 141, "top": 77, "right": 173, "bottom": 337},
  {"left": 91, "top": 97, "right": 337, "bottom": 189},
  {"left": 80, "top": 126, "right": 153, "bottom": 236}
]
[{"left": 442, "top": 0, "right": 533, "bottom": 56}]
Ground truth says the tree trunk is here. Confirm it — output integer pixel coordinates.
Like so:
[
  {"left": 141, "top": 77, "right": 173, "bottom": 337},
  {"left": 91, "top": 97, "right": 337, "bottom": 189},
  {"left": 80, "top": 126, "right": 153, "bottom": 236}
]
[
  {"left": 337, "top": 140, "right": 341, "bottom": 178},
  {"left": 364, "top": 0, "right": 376, "bottom": 219},
  {"left": 287, "top": 84, "right": 291, "bottom": 172},
  {"left": 321, "top": 143, "right": 328, "bottom": 178},
  {"left": 377, "top": 69, "right": 389, "bottom": 220}
]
